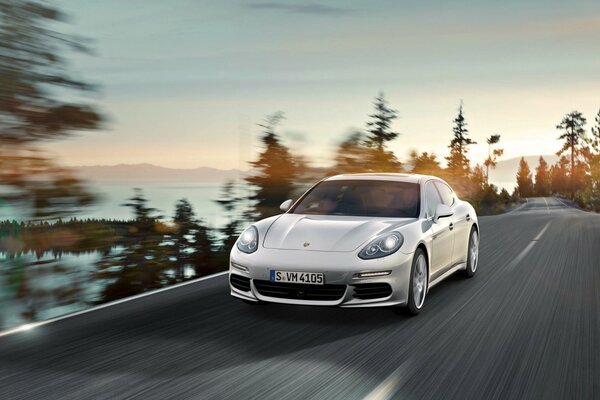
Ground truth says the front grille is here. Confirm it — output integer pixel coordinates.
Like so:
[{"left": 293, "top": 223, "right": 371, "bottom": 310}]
[
  {"left": 352, "top": 283, "right": 393, "bottom": 300},
  {"left": 253, "top": 280, "right": 346, "bottom": 301},
  {"left": 230, "top": 274, "right": 251, "bottom": 292}
]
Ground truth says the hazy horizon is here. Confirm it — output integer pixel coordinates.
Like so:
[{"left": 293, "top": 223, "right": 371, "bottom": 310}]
[
  {"left": 69, "top": 153, "right": 557, "bottom": 171},
  {"left": 45, "top": 0, "right": 600, "bottom": 170}
]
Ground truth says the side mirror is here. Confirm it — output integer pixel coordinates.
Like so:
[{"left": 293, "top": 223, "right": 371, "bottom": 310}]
[
  {"left": 280, "top": 199, "right": 293, "bottom": 212},
  {"left": 433, "top": 204, "right": 453, "bottom": 223}
]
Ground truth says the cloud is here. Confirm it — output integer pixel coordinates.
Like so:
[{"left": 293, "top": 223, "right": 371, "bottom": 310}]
[{"left": 247, "top": 2, "right": 351, "bottom": 16}]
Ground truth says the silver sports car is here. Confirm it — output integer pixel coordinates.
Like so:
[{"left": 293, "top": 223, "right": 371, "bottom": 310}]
[{"left": 229, "top": 173, "right": 479, "bottom": 314}]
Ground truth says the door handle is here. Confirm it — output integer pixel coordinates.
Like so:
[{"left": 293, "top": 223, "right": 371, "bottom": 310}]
[
  {"left": 466, "top": 214, "right": 471, "bottom": 221},
  {"left": 449, "top": 222, "right": 454, "bottom": 231}
]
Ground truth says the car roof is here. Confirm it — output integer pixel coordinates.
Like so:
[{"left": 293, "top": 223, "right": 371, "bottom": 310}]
[{"left": 324, "top": 173, "right": 439, "bottom": 185}]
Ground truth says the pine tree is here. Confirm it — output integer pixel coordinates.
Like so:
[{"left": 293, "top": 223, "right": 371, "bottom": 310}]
[
  {"left": 589, "top": 109, "right": 600, "bottom": 194},
  {"left": 516, "top": 157, "right": 534, "bottom": 197},
  {"left": 478, "top": 183, "right": 502, "bottom": 213},
  {"left": 511, "top": 187, "right": 521, "bottom": 202},
  {"left": 171, "top": 199, "right": 196, "bottom": 282},
  {"left": 556, "top": 111, "right": 588, "bottom": 197},
  {"left": 0, "top": 1, "right": 103, "bottom": 219},
  {"left": 590, "top": 109, "right": 600, "bottom": 153},
  {"left": 365, "top": 92, "right": 399, "bottom": 150},
  {"left": 97, "top": 190, "right": 168, "bottom": 302},
  {"left": 446, "top": 102, "right": 476, "bottom": 192},
  {"left": 499, "top": 188, "right": 511, "bottom": 204},
  {"left": 213, "top": 180, "right": 244, "bottom": 266},
  {"left": 331, "top": 132, "right": 371, "bottom": 174},
  {"left": 191, "top": 224, "right": 214, "bottom": 276},
  {"left": 0, "top": 1, "right": 102, "bottom": 143},
  {"left": 170, "top": 199, "right": 214, "bottom": 279},
  {"left": 410, "top": 151, "right": 442, "bottom": 175},
  {"left": 471, "top": 164, "right": 486, "bottom": 190},
  {"left": 534, "top": 156, "right": 551, "bottom": 196},
  {"left": 122, "top": 188, "right": 160, "bottom": 221},
  {"left": 550, "top": 156, "right": 570, "bottom": 195},
  {"left": 246, "top": 112, "right": 298, "bottom": 220},
  {"left": 484, "top": 134, "right": 504, "bottom": 185},
  {"left": 364, "top": 93, "right": 402, "bottom": 172}
]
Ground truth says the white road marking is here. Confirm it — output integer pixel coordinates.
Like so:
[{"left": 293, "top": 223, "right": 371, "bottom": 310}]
[
  {"left": 543, "top": 197, "right": 549, "bottom": 213},
  {"left": 506, "top": 241, "right": 536, "bottom": 270},
  {"left": 533, "top": 222, "right": 551, "bottom": 241},
  {"left": 0, "top": 270, "right": 229, "bottom": 338},
  {"left": 363, "top": 358, "right": 412, "bottom": 400},
  {"left": 507, "top": 221, "right": 551, "bottom": 269}
]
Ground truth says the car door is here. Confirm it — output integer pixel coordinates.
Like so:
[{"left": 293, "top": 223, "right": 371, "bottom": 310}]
[
  {"left": 425, "top": 181, "right": 455, "bottom": 280},
  {"left": 434, "top": 181, "right": 469, "bottom": 266}
]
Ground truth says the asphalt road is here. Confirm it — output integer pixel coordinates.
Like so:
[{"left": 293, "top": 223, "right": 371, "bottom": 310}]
[{"left": 0, "top": 197, "right": 598, "bottom": 400}]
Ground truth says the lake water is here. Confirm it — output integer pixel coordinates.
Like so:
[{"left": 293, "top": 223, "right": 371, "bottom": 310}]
[
  {"left": 0, "top": 180, "right": 249, "bottom": 226},
  {"left": 81, "top": 181, "right": 247, "bottom": 227},
  {"left": 0, "top": 180, "right": 247, "bottom": 331},
  {"left": 0, "top": 252, "right": 101, "bottom": 330}
]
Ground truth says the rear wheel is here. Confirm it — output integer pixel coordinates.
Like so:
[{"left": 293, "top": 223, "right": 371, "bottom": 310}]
[
  {"left": 406, "top": 248, "right": 428, "bottom": 315},
  {"left": 465, "top": 227, "right": 479, "bottom": 278}
]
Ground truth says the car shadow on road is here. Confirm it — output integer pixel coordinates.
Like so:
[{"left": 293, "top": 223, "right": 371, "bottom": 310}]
[{"left": 0, "top": 271, "right": 475, "bottom": 380}]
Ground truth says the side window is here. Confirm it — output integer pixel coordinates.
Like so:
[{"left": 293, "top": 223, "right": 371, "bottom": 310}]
[
  {"left": 425, "top": 181, "right": 442, "bottom": 217},
  {"left": 434, "top": 181, "right": 454, "bottom": 206}
]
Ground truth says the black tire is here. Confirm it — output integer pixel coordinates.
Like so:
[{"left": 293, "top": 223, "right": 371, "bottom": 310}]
[
  {"left": 464, "top": 227, "right": 479, "bottom": 278},
  {"left": 406, "top": 248, "right": 428, "bottom": 315}
]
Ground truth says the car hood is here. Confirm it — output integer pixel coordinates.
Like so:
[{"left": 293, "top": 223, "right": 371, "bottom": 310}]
[{"left": 263, "top": 214, "right": 415, "bottom": 252}]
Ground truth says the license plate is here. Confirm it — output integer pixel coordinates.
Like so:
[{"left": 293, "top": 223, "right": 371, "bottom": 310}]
[{"left": 270, "top": 270, "right": 324, "bottom": 285}]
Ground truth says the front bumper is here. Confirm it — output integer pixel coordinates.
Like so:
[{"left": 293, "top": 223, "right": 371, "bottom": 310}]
[{"left": 229, "top": 247, "right": 414, "bottom": 307}]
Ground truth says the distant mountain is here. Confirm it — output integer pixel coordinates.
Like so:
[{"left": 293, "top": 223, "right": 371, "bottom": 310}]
[
  {"left": 72, "top": 163, "right": 246, "bottom": 182},
  {"left": 72, "top": 157, "right": 559, "bottom": 187},
  {"left": 488, "top": 155, "right": 558, "bottom": 189}
]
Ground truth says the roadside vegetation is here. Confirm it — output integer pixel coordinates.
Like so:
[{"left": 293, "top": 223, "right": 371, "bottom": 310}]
[{"left": 515, "top": 110, "right": 600, "bottom": 212}]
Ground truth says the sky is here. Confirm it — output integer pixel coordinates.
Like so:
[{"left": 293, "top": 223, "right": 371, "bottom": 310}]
[{"left": 46, "top": 0, "right": 600, "bottom": 170}]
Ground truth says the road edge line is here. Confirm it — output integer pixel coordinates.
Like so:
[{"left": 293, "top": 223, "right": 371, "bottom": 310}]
[
  {"left": 503, "top": 200, "right": 527, "bottom": 215},
  {"left": 554, "top": 196, "right": 591, "bottom": 213},
  {"left": 0, "top": 270, "right": 229, "bottom": 338}
]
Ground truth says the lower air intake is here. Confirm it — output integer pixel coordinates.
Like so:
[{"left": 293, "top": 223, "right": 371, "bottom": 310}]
[
  {"left": 253, "top": 280, "right": 346, "bottom": 301},
  {"left": 230, "top": 274, "right": 251, "bottom": 292},
  {"left": 352, "top": 283, "right": 393, "bottom": 300}
]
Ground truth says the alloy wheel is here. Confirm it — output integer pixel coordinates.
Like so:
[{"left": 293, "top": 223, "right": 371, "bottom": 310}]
[
  {"left": 413, "top": 254, "right": 427, "bottom": 309},
  {"left": 469, "top": 230, "right": 479, "bottom": 273}
]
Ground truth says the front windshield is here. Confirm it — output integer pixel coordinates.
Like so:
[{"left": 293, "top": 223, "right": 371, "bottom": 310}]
[{"left": 291, "top": 179, "right": 420, "bottom": 218}]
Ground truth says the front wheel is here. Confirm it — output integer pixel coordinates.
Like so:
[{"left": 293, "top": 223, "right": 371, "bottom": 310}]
[
  {"left": 464, "top": 227, "right": 479, "bottom": 278},
  {"left": 406, "top": 248, "right": 428, "bottom": 315}
]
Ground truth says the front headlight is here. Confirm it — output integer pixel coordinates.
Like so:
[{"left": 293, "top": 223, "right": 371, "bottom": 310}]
[
  {"left": 358, "top": 232, "right": 403, "bottom": 260},
  {"left": 237, "top": 226, "right": 258, "bottom": 254}
]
